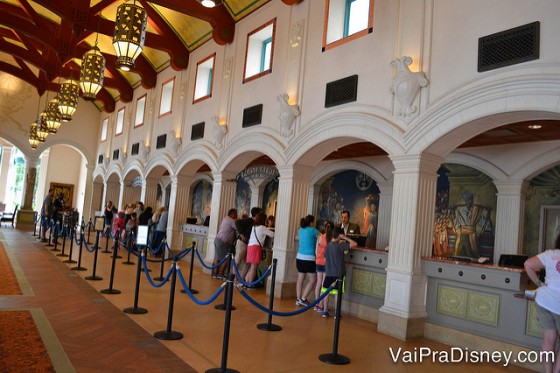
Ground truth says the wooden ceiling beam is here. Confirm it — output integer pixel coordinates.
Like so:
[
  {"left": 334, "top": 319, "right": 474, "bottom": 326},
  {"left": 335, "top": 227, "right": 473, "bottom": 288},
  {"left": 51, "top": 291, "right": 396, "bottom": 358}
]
[
  {"left": 281, "top": 0, "right": 304, "bottom": 5},
  {"left": 96, "top": 88, "right": 116, "bottom": 113},
  {"left": 15, "top": 0, "right": 44, "bottom": 26}
]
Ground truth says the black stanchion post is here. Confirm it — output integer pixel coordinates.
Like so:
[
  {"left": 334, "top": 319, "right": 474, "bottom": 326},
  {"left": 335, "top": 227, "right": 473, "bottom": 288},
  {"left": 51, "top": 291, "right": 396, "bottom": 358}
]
[
  {"left": 56, "top": 224, "right": 68, "bottom": 257},
  {"left": 206, "top": 274, "right": 240, "bottom": 373},
  {"left": 318, "top": 279, "right": 350, "bottom": 365},
  {"left": 123, "top": 247, "right": 148, "bottom": 314},
  {"left": 257, "top": 258, "right": 282, "bottom": 331},
  {"left": 180, "top": 242, "right": 198, "bottom": 294},
  {"left": 85, "top": 231, "right": 103, "bottom": 281},
  {"left": 64, "top": 223, "right": 77, "bottom": 264},
  {"left": 102, "top": 227, "right": 111, "bottom": 253},
  {"left": 154, "top": 260, "right": 183, "bottom": 340},
  {"left": 101, "top": 232, "right": 122, "bottom": 294},
  {"left": 215, "top": 254, "right": 236, "bottom": 311},
  {"left": 51, "top": 222, "right": 60, "bottom": 252},
  {"left": 153, "top": 243, "right": 166, "bottom": 281},
  {"left": 71, "top": 227, "right": 87, "bottom": 271}
]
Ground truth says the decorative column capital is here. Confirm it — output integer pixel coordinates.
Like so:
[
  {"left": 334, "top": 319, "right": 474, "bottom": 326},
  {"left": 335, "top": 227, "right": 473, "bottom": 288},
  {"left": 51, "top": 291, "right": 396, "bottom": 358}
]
[
  {"left": 277, "top": 164, "right": 313, "bottom": 182},
  {"left": 493, "top": 179, "right": 528, "bottom": 195},
  {"left": 24, "top": 155, "right": 40, "bottom": 168},
  {"left": 390, "top": 153, "right": 443, "bottom": 174}
]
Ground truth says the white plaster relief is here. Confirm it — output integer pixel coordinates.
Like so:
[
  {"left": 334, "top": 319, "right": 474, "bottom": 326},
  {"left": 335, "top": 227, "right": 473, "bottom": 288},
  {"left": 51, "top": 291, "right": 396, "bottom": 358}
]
[
  {"left": 390, "top": 56, "right": 429, "bottom": 118},
  {"left": 278, "top": 94, "right": 300, "bottom": 139},
  {"left": 290, "top": 21, "right": 304, "bottom": 48},
  {"left": 212, "top": 116, "right": 227, "bottom": 150}
]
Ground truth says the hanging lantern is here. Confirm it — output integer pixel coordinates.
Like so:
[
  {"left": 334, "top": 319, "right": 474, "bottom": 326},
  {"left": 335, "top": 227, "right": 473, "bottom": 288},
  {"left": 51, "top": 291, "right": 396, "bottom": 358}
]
[
  {"left": 80, "top": 40, "right": 105, "bottom": 100},
  {"left": 28, "top": 123, "right": 39, "bottom": 149},
  {"left": 112, "top": 1, "right": 147, "bottom": 71},
  {"left": 58, "top": 78, "right": 79, "bottom": 121},
  {"left": 35, "top": 114, "right": 49, "bottom": 143},
  {"left": 46, "top": 97, "right": 62, "bottom": 133}
]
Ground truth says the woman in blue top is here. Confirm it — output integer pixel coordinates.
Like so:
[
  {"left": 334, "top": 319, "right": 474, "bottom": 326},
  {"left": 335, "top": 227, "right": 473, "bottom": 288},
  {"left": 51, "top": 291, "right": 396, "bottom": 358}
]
[{"left": 295, "top": 215, "right": 320, "bottom": 307}]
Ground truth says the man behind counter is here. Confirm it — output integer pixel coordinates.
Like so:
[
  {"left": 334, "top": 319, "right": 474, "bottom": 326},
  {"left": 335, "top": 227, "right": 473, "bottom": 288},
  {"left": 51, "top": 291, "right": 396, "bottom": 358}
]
[{"left": 340, "top": 210, "right": 360, "bottom": 235}]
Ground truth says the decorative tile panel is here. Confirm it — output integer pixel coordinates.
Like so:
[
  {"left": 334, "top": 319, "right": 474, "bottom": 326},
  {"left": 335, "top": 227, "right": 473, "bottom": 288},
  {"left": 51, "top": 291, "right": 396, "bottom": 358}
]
[
  {"left": 526, "top": 301, "right": 543, "bottom": 337},
  {"left": 466, "top": 292, "right": 499, "bottom": 326},
  {"left": 351, "top": 269, "right": 385, "bottom": 298},
  {"left": 437, "top": 285, "right": 467, "bottom": 318}
]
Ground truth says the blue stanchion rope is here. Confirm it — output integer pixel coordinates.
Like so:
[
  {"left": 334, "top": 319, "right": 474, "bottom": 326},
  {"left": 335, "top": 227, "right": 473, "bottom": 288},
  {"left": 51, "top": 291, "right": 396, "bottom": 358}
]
[
  {"left": 232, "top": 260, "right": 272, "bottom": 288},
  {"left": 141, "top": 254, "right": 174, "bottom": 287},
  {"left": 80, "top": 232, "right": 98, "bottom": 253},
  {"left": 236, "top": 281, "right": 336, "bottom": 317},
  {"left": 176, "top": 266, "right": 225, "bottom": 305},
  {"left": 194, "top": 248, "right": 229, "bottom": 270}
]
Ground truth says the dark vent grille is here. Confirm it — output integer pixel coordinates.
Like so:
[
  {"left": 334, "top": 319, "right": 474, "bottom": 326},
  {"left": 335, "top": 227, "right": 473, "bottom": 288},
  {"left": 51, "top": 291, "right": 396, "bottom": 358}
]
[
  {"left": 191, "top": 122, "right": 205, "bottom": 140},
  {"left": 242, "top": 104, "right": 263, "bottom": 128},
  {"left": 478, "top": 21, "right": 539, "bottom": 72},
  {"left": 112, "top": 149, "right": 119, "bottom": 160},
  {"left": 97, "top": 154, "right": 103, "bottom": 164},
  {"left": 131, "top": 143, "right": 139, "bottom": 155},
  {"left": 156, "top": 134, "right": 167, "bottom": 149},
  {"left": 325, "top": 75, "right": 358, "bottom": 108}
]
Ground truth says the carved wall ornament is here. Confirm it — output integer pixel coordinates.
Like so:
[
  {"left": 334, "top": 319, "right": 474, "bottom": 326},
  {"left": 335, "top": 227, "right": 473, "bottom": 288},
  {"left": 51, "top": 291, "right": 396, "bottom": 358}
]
[
  {"left": 139, "top": 142, "right": 150, "bottom": 162},
  {"left": 212, "top": 116, "right": 227, "bottom": 150},
  {"left": 168, "top": 130, "right": 182, "bottom": 156},
  {"left": 290, "top": 21, "right": 304, "bottom": 48},
  {"left": 390, "top": 56, "right": 429, "bottom": 117},
  {"left": 223, "top": 58, "right": 233, "bottom": 79},
  {"left": 278, "top": 94, "right": 300, "bottom": 138}
]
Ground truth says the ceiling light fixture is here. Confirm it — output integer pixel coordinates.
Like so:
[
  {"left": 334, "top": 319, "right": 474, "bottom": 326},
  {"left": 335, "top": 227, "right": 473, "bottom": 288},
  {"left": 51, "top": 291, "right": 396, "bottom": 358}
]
[
  {"left": 28, "top": 122, "right": 39, "bottom": 149},
  {"left": 58, "top": 78, "right": 80, "bottom": 121},
  {"left": 198, "top": 0, "right": 223, "bottom": 8},
  {"left": 528, "top": 124, "right": 542, "bottom": 130},
  {"left": 80, "top": 33, "right": 105, "bottom": 100},
  {"left": 112, "top": 0, "right": 147, "bottom": 71},
  {"left": 46, "top": 97, "right": 62, "bottom": 133}
]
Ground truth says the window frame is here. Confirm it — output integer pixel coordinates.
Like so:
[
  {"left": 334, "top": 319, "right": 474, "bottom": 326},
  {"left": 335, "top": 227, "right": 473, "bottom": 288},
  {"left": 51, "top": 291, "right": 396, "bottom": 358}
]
[
  {"left": 115, "top": 108, "right": 125, "bottom": 137},
  {"left": 243, "top": 18, "right": 277, "bottom": 84},
  {"left": 323, "top": 0, "right": 374, "bottom": 51},
  {"left": 193, "top": 53, "right": 216, "bottom": 104},
  {"left": 158, "top": 77, "right": 175, "bottom": 118},
  {"left": 100, "top": 117, "right": 108, "bottom": 142},
  {"left": 134, "top": 95, "right": 147, "bottom": 128}
]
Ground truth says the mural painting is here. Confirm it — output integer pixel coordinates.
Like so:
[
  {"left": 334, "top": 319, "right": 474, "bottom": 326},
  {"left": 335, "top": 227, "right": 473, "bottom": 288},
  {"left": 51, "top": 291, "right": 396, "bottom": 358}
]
[{"left": 191, "top": 180, "right": 212, "bottom": 225}]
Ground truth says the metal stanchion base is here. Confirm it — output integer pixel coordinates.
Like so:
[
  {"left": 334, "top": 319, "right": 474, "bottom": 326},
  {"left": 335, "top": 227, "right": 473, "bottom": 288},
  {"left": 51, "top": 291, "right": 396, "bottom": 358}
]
[
  {"left": 180, "top": 289, "right": 199, "bottom": 294},
  {"left": 142, "top": 267, "right": 152, "bottom": 273},
  {"left": 112, "top": 255, "right": 123, "bottom": 259},
  {"left": 122, "top": 261, "right": 135, "bottom": 265},
  {"left": 257, "top": 323, "right": 282, "bottom": 331},
  {"left": 56, "top": 253, "right": 69, "bottom": 257},
  {"left": 153, "top": 330, "right": 183, "bottom": 340},
  {"left": 49, "top": 247, "right": 59, "bottom": 251},
  {"left": 318, "top": 353, "right": 350, "bottom": 365},
  {"left": 85, "top": 275, "right": 103, "bottom": 281},
  {"left": 71, "top": 266, "right": 87, "bottom": 271},
  {"left": 63, "top": 259, "right": 77, "bottom": 264},
  {"left": 102, "top": 249, "right": 111, "bottom": 254},
  {"left": 206, "top": 368, "right": 240, "bottom": 373},
  {"left": 100, "top": 288, "right": 121, "bottom": 294},
  {"left": 153, "top": 276, "right": 165, "bottom": 281},
  {"left": 214, "top": 304, "right": 236, "bottom": 311},
  {"left": 123, "top": 306, "right": 148, "bottom": 314}
]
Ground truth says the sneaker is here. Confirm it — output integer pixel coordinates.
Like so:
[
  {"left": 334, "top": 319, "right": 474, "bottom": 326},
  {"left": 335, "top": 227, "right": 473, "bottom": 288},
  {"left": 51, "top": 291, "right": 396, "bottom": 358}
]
[
  {"left": 322, "top": 310, "right": 330, "bottom": 318},
  {"left": 334, "top": 314, "right": 342, "bottom": 320},
  {"left": 296, "top": 298, "right": 309, "bottom": 307},
  {"left": 313, "top": 306, "right": 323, "bottom": 313}
]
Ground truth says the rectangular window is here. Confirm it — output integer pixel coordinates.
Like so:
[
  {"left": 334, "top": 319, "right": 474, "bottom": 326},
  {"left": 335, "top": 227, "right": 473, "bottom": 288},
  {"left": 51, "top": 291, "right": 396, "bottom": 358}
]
[
  {"left": 194, "top": 54, "right": 216, "bottom": 104},
  {"left": 115, "top": 108, "right": 124, "bottom": 136},
  {"left": 159, "top": 78, "right": 174, "bottom": 117},
  {"left": 324, "top": 0, "right": 373, "bottom": 51},
  {"left": 101, "top": 118, "right": 108, "bottom": 142},
  {"left": 134, "top": 95, "right": 146, "bottom": 127},
  {"left": 243, "top": 19, "right": 276, "bottom": 83}
]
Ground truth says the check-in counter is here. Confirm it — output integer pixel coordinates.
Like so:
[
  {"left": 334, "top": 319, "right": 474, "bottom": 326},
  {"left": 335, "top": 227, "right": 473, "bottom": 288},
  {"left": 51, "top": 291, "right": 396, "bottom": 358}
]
[
  {"left": 422, "top": 257, "right": 542, "bottom": 349},
  {"left": 181, "top": 224, "right": 209, "bottom": 260}
]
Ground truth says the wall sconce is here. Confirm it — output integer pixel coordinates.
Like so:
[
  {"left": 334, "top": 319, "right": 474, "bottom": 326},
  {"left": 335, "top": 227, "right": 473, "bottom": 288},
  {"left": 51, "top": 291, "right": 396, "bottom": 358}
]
[{"left": 112, "top": 0, "right": 147, "bottom": 71}]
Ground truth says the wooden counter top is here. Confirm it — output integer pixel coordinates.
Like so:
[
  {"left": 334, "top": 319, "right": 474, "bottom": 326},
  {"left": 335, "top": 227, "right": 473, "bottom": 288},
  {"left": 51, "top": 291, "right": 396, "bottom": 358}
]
[{"left": 422, "top": 256, "right": 525, "bottom": 272}]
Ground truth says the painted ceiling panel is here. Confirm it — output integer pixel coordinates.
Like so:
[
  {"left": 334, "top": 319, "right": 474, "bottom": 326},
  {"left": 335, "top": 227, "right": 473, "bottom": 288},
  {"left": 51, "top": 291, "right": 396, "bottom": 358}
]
[
  {"left": 0, "top": 51, "right": 19, "bottom": 67},
  {"left": 29, "top": 1, "right": 61, "bottom": 24},
  {"left": 152, "top": 4, "right": 212, "bottom": 50},
  {"left": 24, "top": 61, "right": 39, "bottom": 77},
  {"left": 4, "top": 38, "right": 26, "bottom": 50},
  {"left": 141, "top": 45, "right": 170, "bottom": 72},
  {"left": 225, "top": 0, "right": 271, "bottom": 21},
  {"left": 104, "top": 86, "right": 120, "bottom": 100}
]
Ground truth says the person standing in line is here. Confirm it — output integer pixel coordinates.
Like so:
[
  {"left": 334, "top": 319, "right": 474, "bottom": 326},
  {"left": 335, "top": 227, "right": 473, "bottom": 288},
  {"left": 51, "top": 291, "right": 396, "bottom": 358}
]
[
  {"left": 245, "top": 212, "right": 274, "bottom": 288},
  {"left": 321, "top": 227, "right": 357, "bottom": 318},
  {"left": 104, "top": 201, "right": 117, "bottom": 237},
  {"left": 213, "top": 208, "right": 238, "bottom": 279},
  {"left": 314, "top": 221, "right": 332, "bottom": 313},
  {"left": 235, "top": 207, "right": 262, "bottom": 280},
  {"left": 40, "top": 189, "right": 55, "bottom": 242},
  {"left": 524, "top": 233, "right": 560, "bottom": 373},
  {"left": 151, "top": 207, "right": 168, "bottom": 256},
  {"left": 295, "top": 215, "right": 320, "bottom": 307}
]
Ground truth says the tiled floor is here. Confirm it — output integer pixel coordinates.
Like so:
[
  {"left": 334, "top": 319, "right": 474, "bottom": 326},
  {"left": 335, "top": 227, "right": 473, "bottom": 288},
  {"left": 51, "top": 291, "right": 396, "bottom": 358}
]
[{"left": 0, "top": 229, "right": 535, "bottom": 372}]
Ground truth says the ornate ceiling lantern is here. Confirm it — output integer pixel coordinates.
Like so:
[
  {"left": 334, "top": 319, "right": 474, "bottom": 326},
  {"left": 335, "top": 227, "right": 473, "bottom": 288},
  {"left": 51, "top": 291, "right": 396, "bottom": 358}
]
[
  {"left": 46, "top": 97, "right": 62, "bottom": 133},
  {"left": 28, "top": 123, "right": 39, "bottom": 149},
  {"left": 112, "top": 1, "right": 147, "bottom": 71},
  {"left": 80, "top": 35, "right": 105, "bottom": 100},
  {"left": 198, "top": 0, "right": 223, "bottom": 8},
  {"left": 35, "top": 114, "right": 49, "bottom": 143},
  {"left": 58, "top": 78, "right": 79, "bottom": 121}
]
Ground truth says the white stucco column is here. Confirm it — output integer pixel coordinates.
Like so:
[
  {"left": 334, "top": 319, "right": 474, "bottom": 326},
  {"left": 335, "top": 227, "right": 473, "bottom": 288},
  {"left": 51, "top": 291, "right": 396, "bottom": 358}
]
[
  {"left": 493, "top": 180, "right": 527, "bottom": 259},
  {"left": 167, "top": 175, "right": 193, "bottom": 251},
  {"left": 273, "top": 164, "right": 313, "bottom": 298},
  {"left": 0, "top": 146, "right": 13, "bottom": 205},
  {"left": 104, "top": 181, "right": 120, "bottom": 210},
  {"left": 378, "top": 153, "right": 442, "bottom": 340},
  {"left": 21, "top": 155, "right": 39, "bottom": 210},
  {"left": 142, "top": 177, "right": 159, "bottom": 209},
  {"left": 121, "top": 183, "right": 135, "bottom": 208},
  {"left": 206, "top": 171, "right": 237, "bottom": 266},
  {"left": 81, "top": 164, "right": 95, "bottom": 220},
  {"left": 376, "top": 182, "right": 394, "bottom": 251}
]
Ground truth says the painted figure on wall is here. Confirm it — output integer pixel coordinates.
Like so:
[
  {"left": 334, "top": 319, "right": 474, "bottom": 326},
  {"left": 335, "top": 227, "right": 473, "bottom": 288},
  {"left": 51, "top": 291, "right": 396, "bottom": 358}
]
[
  {"left": 363, "top": 195, "right": 378, "bottom": 248},
  {"left": 453, "top": 190, "right": 494, "bottom": 258},
  {"left": 191, "top": 180, "right": 212, "bottom": 225}
]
